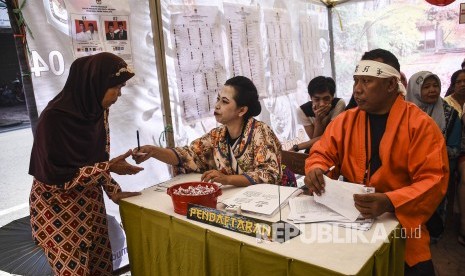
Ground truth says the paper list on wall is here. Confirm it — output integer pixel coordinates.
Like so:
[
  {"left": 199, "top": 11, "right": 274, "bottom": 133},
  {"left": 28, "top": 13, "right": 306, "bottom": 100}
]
[
  {"left": 300, "top": 13, "right": 324, "bottom": 79},
  {"left": 170, "top": 6, "right": 227, "bottom": 123},
  {"left": 224, "top": 4, "right": 265, "bottom": 98},
  {"left": 263, "top": 9, "right": 296, "bottom": 96}
]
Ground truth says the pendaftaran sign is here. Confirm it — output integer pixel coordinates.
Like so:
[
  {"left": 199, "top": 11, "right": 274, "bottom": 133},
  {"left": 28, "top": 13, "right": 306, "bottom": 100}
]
[{"left": 186, "top": 204, "right": 301, "bottom": 243}]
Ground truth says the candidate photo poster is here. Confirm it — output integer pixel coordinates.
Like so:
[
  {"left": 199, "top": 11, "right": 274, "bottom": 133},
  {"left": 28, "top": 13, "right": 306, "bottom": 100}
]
[
  {"left": 70, "top": 14, "right": 104, "bottom": 57},
  {"left": 101, "top": 15, "right": 132, "bottom": 63}
]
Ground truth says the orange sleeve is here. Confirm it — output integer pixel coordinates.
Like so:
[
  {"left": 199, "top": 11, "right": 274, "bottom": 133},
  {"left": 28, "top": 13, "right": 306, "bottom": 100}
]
[{"left": 385, "top": 115, "right": 449, "bottom": 230}]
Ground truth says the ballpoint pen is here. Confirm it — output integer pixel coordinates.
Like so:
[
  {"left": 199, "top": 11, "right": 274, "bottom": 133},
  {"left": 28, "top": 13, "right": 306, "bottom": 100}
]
[
  {"left": 323, "top": 165, "right": 336, "bottom": 175},
  {"left": 137, "top": 130, "right": 140, "bottom": 151}
]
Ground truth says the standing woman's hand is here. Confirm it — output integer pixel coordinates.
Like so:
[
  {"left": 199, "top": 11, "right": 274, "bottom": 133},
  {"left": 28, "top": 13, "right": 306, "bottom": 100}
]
[{"left": 110, "top": 150, "right": 144, "bottom": 175}]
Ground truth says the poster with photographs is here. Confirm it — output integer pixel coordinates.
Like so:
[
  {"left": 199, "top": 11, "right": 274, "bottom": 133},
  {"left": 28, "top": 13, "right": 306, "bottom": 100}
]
[
  {"left": 70, "top": 13, "right": 104, "bottom": 57},
  {"left": 66, "top": 1, "right": 133, "bottom": 65},
  {"left": 101, "top": 15, "right": 132, "bottom": 62}
]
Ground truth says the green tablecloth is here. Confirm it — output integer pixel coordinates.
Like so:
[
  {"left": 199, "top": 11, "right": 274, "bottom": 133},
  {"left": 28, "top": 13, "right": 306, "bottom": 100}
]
[{"left": 120, "top": 199, "right": 405, "bottom": 276}]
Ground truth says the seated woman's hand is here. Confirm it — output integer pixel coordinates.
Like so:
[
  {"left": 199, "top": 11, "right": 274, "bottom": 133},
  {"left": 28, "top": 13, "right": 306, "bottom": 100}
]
[
  {"left": 201, "top": 170, "right": 229, "bottom": 185},
  {"left": 132, "top": 145, "right": 152, "bottom": 164},
  {"left": 110, "top": 191, "right": 142, "bottom": 204},
  {"left": 110, "top": 150, "right": 144, "bottom": 175}
]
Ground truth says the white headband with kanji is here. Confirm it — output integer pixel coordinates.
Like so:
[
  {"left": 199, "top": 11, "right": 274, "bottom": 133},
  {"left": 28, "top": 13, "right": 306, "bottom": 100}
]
[{"left": 354, "top": 60, "right": 406, "bottom": 95}]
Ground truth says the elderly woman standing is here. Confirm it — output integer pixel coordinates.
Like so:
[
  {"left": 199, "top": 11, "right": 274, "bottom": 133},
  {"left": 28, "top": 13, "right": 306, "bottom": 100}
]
[
  {"left": 406, "top": 71, "right": 461, "bottom": 240},
  {"left": 29, "top": 53, "right": 143, "bottom": 275},
  {"left": 407, "top": 71, "right": 461, "bottom": 156},
  {"left": 134, "top": 76, "right": 282, "bottom": 186}
]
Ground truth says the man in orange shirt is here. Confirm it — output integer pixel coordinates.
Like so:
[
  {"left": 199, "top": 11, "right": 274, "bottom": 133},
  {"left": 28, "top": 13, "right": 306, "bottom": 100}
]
[{"left": 304, "top": 48, "right": 448, "bottom": 276}]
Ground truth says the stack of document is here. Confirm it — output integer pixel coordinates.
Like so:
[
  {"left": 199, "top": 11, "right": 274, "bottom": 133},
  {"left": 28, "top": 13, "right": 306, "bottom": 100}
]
[
  {"left": 288, "top": 175, "right": 374, "bottom": 231},
  {"left": 222, "top": 184, "right": 302, "bottom": 217}
]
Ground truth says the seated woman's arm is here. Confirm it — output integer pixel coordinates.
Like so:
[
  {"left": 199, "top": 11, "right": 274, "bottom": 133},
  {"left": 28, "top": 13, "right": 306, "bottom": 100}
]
[
  {"left": 134, "top": 131, "right": 214, "bottom": 174},
  {"left": 242, "top": 122, "right": 282, "bottom": 185},
  {"left": 134, "top": 145, "right": 180, "bottom": 165}
]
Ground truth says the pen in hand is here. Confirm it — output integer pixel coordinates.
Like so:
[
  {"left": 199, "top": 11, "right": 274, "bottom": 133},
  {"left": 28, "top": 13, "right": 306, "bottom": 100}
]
[
  {"left": 137, "top": 130, "right": 140, "bottom": 151},
  {"left": 323, "top": 165, "right": 336, "bottom": 175}
]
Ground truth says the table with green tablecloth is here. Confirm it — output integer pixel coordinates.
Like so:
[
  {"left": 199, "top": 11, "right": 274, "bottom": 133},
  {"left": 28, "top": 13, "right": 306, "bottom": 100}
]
[{"left": 120, "top": 174, "right": 405, "bottom": 276}]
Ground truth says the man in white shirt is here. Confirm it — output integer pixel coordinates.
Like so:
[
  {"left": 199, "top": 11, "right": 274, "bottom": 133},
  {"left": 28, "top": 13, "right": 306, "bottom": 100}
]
[{"left": 293, "top": 76, "right": 346, "bottom": 152}]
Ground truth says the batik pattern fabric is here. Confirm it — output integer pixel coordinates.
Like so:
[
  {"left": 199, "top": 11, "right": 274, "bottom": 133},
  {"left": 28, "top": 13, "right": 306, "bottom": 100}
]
[
  {"left": 29, "top": 111, "right": 121, "bottom": 275},
  {"left": 172, "top": 118, "right": 282, "bottom": 185}
]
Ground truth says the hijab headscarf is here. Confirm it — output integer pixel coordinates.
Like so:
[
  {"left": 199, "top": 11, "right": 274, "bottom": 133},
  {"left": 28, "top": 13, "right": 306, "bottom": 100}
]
[
  {"left": 29, "top": 52, "right": 134, "bottom": 185},
  {"left": 406, "top": 71, "right": 445, "bottom": 134}
]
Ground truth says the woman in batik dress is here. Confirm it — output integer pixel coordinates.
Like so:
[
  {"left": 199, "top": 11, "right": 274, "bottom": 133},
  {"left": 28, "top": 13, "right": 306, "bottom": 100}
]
[
  {"left": 133, "top": 76, "right": 282, "bottom": 186},
  {"left": 29, "top": 52, "right": 143, "bottom": 275}
]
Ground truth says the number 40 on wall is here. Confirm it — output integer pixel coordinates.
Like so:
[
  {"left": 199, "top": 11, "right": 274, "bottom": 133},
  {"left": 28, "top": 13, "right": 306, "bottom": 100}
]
[{"left": 30, "top": 50, "right": 65, "bottom": 77}]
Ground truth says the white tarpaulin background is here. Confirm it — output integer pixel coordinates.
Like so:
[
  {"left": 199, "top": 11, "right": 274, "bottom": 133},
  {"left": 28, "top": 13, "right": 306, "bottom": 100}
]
[{"left": 22, "top": 0, "right": 332, "bottom": 270}]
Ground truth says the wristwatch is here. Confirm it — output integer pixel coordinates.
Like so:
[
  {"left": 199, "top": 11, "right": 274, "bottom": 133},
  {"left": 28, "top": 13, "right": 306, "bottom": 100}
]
[{"left": 293, "top": 144, "right": 299, "bottom": 152}]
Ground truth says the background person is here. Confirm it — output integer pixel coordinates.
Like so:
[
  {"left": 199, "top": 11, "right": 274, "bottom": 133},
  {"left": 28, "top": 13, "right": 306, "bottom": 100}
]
[
  {"left": 444, "top": 70, "right": 465, "bottom": 117},
  {"left": 133, "top": 76, "right": 282, "bottom": 187},
  {"left": 450, "top": 69, "right": 465, "bottom": 246},
  {"left": 304, "top": 49, "right": 448, "bottom": 276},
  {"left": 29, "top": 52, "right": 143, "bottom": 275},
  {"left": 293, "top": 76, "right": 345, "bottom": 153},
  {"left": 406, "top": 71, "right": 461, "bottom": 240}
]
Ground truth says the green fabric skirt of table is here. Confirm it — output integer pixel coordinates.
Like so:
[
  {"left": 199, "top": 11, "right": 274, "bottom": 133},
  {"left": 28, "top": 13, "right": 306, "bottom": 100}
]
[{"left": 120, "top": 200, "right": 405, "bottom": 276}]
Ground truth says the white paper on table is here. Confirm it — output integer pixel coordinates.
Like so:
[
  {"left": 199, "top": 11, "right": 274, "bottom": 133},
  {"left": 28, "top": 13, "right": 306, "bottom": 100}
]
[
  {"left": 296, "top": 176, "right": 305, "bottom": 188},
  {"left": 288, "top": 196, "right": 351, "bottom": 223},
  {"left": 221, "top": 184, "right": 301, "bottom": 216},
  {"left": 313, "top": 175, "right": 366, "bottom": 222},
  {"left": 288, "top": 197, "right": 374, "bottom": 230},
  {"left": 328, "top": 219, "right": 374, "bottom": 231}
]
